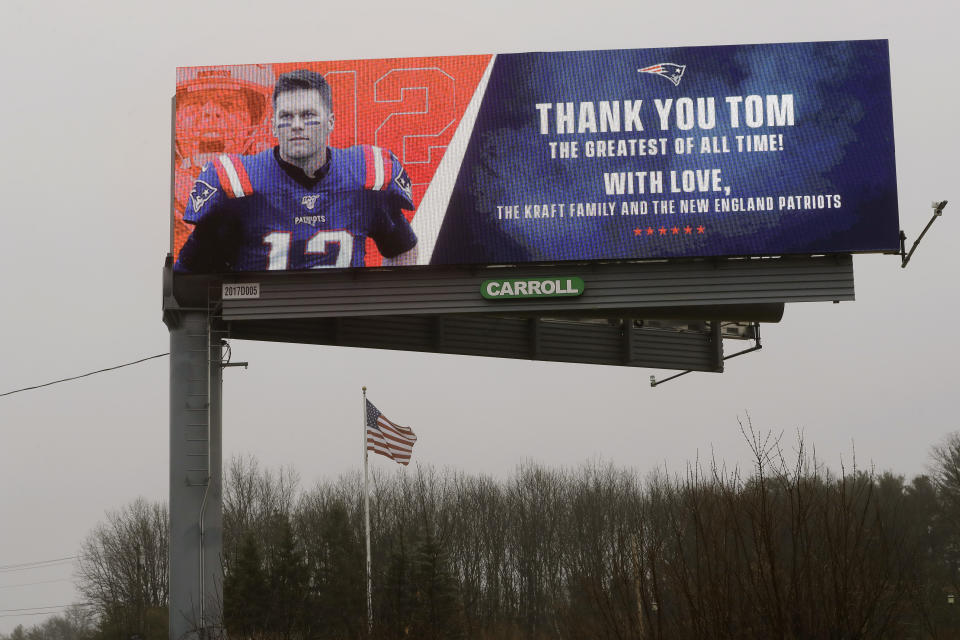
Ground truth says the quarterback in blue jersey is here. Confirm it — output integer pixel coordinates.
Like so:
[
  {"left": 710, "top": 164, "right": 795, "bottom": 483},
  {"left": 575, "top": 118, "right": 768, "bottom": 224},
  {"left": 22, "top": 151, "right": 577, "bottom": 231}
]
[{"left": 174, "top": 69, "right": 418, "bottom": 273}]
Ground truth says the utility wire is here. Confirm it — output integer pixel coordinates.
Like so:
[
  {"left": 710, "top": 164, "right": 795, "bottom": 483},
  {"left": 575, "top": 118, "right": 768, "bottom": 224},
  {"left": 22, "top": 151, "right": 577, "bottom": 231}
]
[
  {"left": 0, "top": 604, "right": 93, "bottom": 614},
  {"left": 0, "top": 556, "right": 82, "bottom": 576},
  {"left": 0, "top": 556, "right": 78, "bottom": 572},
  {"left": 0, "top": 604, "right": 95, "bottom": 618},
  {"left": 0, "top": 578, "right": 73, "bottom": 590},
  {"left": 0, "top": 564, "right": 75, "bottom": 575},
  {"left": 0, "top": 354, "right": 169, "bottom": 399}
]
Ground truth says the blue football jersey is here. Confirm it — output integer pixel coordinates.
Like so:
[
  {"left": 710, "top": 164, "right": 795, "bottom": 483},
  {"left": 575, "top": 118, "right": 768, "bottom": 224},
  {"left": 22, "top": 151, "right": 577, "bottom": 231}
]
[{"left": 174, "top": 146, "right": 416, "bottom": 273}]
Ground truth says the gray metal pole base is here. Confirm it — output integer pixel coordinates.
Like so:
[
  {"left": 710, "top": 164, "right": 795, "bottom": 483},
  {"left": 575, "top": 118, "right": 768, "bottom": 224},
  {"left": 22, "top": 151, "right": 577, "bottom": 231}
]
[{"left": 167, "top": 309, "right": 223, "bottom": 640}]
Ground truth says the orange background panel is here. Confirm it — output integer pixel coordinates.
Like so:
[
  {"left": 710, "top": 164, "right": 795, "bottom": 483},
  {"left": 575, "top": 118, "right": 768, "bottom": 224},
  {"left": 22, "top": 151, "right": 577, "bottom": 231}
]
[{"left": 173, "top": 55, "right": 492, "bottom": 266}]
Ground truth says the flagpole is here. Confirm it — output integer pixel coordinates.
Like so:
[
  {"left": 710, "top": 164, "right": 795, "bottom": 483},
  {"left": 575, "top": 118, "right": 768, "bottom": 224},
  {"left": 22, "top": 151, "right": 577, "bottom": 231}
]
[{"left": 362, "top": 386, "right": 372, "bottom": 635}]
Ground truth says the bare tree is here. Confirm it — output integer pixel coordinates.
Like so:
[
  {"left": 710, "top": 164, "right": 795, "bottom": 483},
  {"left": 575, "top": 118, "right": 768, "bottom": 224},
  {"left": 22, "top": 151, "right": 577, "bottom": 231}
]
[
  {"left": 69, "top": 428, "right": 959, "bottom": 640},
  {"left": 930, "top": 433, "right": 960, "bottom": 506},
  {"left": 0, "top": 605, "right": 96, "bottom": 640},
  {"left": 76, "top": 498, "right": 168, "bottom": 640},
  {"left": 928, "top": 432, "right": 960, "bottom": 634},
  {"left": 223, "top": 455, "right": 300, "bottom": 574}
]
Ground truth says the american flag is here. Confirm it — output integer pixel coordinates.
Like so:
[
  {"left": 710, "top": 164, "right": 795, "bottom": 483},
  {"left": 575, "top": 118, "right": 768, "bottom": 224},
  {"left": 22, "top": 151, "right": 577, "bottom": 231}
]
[{"left": 365, "top": 400, "right": 417, "bottom": 465}]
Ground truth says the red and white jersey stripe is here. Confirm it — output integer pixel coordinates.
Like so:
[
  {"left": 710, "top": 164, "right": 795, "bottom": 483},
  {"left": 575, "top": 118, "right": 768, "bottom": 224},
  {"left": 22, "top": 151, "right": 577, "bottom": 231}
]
[
  {"left": 362, "top": 146, "right": 394, "bottom": 192},
  {"left": 214, "top": 153, "right": 253, "bottom": 198}
]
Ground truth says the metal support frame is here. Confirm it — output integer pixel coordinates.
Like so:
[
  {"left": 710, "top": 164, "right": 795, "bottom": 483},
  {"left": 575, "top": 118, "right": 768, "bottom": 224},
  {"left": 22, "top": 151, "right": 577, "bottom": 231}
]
[
  {"left": 650, "top": 323, "right": 762, "bottom": 387},
  {"left": 529, "top": 317, "right": 541, "bottom": 360},
  {"left": 623, "top": 317, "right": 634, "bottom": 366},
  {"left": 161, "top": 251, "right": 851, "bottom": 640},
  {"left": 901, "top": 200, "right": 947, "bottom": 268},
  {"left": 167, "top": 308, "right": 227, "bottom": 640}
]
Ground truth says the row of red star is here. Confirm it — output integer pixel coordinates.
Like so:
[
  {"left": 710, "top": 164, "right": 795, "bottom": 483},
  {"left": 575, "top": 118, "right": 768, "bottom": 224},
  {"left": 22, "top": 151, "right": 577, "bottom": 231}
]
[{"left": 633, "top": 225, "right": 707, "bottom": 236}]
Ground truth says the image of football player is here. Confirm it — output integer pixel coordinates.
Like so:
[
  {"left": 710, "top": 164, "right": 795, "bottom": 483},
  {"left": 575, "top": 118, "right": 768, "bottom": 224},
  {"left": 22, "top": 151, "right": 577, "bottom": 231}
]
[
  {"left": 173, "top": 65, "right": 275, "bottom": 256},
  {"left": 174, "top": 69, "right": 418, "bottom": 273}
]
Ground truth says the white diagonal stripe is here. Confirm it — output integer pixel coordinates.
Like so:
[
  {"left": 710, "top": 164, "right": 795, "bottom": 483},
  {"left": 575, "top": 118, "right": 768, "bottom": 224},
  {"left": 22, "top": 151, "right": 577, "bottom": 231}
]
[
  {"left": 372, "top": 146, "right": 385, "bottom": 190},
  {"left": 218, "top": 154, "right": 246, "bottom": 197},
  {"left": 411, "top": 55, "right": 497, "bottom": 263}
]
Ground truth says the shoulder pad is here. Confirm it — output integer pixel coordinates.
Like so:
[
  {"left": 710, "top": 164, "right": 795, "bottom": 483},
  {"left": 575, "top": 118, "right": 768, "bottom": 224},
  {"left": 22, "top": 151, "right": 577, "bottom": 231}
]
[
  {"left": 183, "top": 162, "right": 224, "bottom": 224},
  {"left": 359, "top": 145, "right": 414, "bottom": 209},
  {"left": 212, "top": 153, "right": 254, "bottom": 199},
  {"left": 359, "top": 145, "right": 393, "bottom": 191},
  {"left": 187, "top": 167, "right": 219, "bottom": 213}
]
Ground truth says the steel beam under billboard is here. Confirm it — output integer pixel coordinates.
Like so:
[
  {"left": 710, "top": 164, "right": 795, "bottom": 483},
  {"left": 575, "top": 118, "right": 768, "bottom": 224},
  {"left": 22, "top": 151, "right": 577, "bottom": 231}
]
[
  {"left": 225, "top": 315, "right": 729, "bottom": 373},
  {"left": 172, "top": 40, "right": 898, "bottom": 276},
  {"left": 162, "top": 253, "right": 857, "bottom": 372},
  {"left": 164, "top": 255, "right": 853, "bottom": 321}
]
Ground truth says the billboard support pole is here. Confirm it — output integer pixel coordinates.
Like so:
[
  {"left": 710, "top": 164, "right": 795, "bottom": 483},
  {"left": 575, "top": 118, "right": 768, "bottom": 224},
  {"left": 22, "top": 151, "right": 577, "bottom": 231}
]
[{"left": 167, "top": 308, "right": 224, "bottom": 640}]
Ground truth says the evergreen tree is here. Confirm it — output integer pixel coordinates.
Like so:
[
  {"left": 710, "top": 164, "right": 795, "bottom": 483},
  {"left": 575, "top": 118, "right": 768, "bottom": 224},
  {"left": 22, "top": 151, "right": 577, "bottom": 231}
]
[
  {"left": 379, "top": 536, "right": 415, "bottom": 639},
  {"left": 223, "top": 531, "right": 268, "bottom": 638},
  {"left": 407, "top": 534, "right": 464, "bottom": 640},
  {"left": 308, "top": 501, "right": 365, "bottom": 639},
  {"left": 265, "top": 517, "right": 310, "bottom": 640}
]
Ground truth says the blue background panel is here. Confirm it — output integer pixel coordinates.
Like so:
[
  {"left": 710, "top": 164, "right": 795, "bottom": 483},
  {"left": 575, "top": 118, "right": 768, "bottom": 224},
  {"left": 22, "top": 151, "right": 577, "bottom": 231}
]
[{"left": 433, "top": 40, "right": 898, "bottom": 265}]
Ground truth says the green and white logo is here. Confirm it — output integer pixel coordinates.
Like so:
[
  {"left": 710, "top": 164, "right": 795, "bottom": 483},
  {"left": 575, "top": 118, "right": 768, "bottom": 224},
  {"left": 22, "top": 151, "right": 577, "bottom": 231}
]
[{"left": 481, "top": 277, "right": 585, "bottom": 300}]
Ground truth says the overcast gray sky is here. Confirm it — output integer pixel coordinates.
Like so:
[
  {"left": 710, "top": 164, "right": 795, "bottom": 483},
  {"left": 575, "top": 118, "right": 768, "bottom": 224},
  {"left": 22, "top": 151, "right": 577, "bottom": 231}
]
[{"left": 0, "top": 0, "right": 956, "bottom": 633}]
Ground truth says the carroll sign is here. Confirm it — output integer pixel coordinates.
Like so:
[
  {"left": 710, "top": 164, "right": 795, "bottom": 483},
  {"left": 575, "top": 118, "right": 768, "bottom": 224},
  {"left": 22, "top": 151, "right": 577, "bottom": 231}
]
[
  {"left": 481, "top": 277, "right": 585, "bottom": 300},
  {"left": 172, "top": 40, "right": 898, "bottom": 274}
]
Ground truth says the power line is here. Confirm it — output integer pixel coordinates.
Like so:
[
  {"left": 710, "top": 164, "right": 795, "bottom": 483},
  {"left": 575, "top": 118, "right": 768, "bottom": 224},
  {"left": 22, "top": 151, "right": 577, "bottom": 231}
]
[
  {"left": 0, "top": 354, "right": 169, "bottom": 399},
  {"left": 0, "top": 578, "right": 73, "bottom": 590},
  {"left": 0, "top": 556, "right": 79, "bottom": 573},
  {"left": 0, "top": 604, "right": 95, "bottom": 618},
  {"left": 0, "top": 604, "right": 93, "bottom": 614},
  {"left": 0, "top": 611, "right": 76, "bottom": 619}
]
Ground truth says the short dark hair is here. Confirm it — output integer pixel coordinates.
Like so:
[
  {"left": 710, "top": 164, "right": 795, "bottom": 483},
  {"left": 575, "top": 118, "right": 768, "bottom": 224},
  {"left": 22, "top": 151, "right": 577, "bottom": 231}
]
[{"left": 273, "top": 69, "right": 333, "bottom": 110}]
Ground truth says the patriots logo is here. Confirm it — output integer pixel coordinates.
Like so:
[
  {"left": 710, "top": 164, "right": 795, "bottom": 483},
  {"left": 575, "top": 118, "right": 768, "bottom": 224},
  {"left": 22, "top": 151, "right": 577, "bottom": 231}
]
[
  {"left": 301, "top": 194, "right": 321, "bottom": 210},
  {"left": 190, "top": 179, "right": 217, "bottom": 211},
  {"left": 393, "top": 167, "right": 413, "bottom": 201},
  {"left": 638, "top": 63, "right": 686, "bottom": 87}
]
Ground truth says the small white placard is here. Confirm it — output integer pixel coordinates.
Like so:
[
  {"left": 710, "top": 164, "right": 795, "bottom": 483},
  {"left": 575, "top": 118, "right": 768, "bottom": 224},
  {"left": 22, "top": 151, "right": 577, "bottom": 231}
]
[{"left": 222, "top": 283, "right": 260, "bottom": 300}]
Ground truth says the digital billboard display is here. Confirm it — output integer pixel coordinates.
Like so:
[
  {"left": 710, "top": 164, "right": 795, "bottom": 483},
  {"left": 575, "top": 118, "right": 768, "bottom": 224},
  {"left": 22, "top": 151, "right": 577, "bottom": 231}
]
[{"left": 172, "top": 40, "right": 898, "bottom": 274}]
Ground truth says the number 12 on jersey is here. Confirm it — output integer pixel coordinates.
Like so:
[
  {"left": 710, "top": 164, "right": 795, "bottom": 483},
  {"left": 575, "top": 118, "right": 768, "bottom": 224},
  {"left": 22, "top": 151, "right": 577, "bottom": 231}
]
[{"left": 263, "top": 230, "right": 355, "bottom": 269}]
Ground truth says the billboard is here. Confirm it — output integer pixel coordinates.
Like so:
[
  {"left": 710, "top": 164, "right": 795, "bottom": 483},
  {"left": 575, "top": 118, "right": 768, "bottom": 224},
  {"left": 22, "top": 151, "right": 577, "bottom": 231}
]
[{"left": 172, "top": 40, "right": 898, "bottom": 274}]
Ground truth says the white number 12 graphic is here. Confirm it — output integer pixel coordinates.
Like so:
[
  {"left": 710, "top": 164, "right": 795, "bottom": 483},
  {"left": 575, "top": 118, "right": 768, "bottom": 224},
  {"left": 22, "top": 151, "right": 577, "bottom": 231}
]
[{"left": 263, "top": 230, "right": 354, "bottom": 269}]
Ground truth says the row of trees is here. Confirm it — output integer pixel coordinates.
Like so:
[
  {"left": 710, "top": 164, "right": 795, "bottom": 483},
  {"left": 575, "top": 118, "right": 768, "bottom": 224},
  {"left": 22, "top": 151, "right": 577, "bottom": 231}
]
[{"left": 5, "top": 427, "right": 960, "bottom": 639}]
